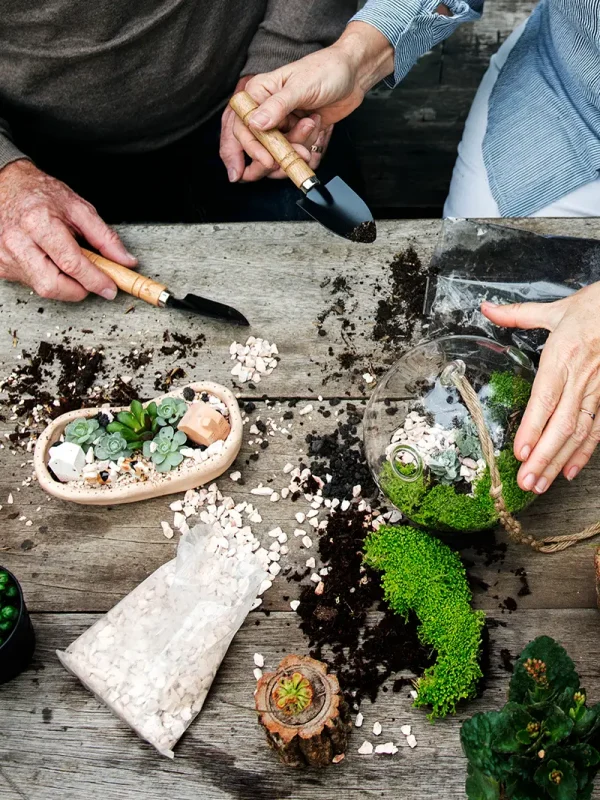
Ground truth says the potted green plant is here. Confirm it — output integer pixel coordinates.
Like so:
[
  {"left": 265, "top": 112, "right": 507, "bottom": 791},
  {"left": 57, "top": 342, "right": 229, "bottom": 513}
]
[{"left": 0, "top": 568, "right": 35, "bottom": 684}]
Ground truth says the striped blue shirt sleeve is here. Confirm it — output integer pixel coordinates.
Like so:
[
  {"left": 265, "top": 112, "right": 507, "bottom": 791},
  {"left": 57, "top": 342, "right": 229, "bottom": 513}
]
[{"left": 352, "top": 0, "right": 484, "bottom": 86}]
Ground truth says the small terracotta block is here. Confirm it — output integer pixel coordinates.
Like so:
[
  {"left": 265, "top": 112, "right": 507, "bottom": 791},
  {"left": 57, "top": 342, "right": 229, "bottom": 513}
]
[{"left": 177, "top": 402, "right": 231, "bottom": 447}]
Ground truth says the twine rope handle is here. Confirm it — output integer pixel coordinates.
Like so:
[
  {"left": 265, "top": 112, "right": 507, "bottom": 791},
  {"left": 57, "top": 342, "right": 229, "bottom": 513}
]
[{"left": 448, "top": 365, "right": 600, "bottom": 554}]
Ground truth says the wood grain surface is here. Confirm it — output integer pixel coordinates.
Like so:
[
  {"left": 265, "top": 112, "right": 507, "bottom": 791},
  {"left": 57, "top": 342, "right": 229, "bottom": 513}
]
[{"left": 1, "top": 217, "right": 599, "bottom": 800}]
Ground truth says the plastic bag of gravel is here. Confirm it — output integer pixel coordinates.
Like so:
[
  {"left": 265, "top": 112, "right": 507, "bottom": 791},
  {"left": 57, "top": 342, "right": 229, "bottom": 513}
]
[{"left": 57, "top": 524, "right": 267, "bottom": 758}]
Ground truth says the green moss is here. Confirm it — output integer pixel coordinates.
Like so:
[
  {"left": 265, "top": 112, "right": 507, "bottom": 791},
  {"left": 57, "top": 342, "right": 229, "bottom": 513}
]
[
  {"left": 488, "top": 371, "right": 532, "bottom": 411},
  {"left": 364, "top": 525, "right": 486, "bottom": 719},
  {"left": 380, "top": 447, "right": 533, "bottom": 533}
]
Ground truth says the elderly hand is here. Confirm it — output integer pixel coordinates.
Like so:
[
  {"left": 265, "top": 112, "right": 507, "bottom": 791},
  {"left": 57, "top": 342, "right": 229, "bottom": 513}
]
[
  {"left": 220, "top": 76, "right": 331, "bottom": 183},
  {"left": 0, "top": 159, "right": 137, "bottom": 302},
  {"left": 482, "top": 283, "right": 600, "bottom": 493},
  {"left": 226, "top": 22, "right": 394, "bottom": 182}
]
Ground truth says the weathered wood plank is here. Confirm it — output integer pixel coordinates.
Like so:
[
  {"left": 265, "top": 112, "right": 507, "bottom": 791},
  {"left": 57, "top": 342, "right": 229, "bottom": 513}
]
[
  {"left": 2, "top": 220, "right": 600, "bottom": 614},
  {"left": 1, "top": 609, "right": 599, "bottom": 800}
]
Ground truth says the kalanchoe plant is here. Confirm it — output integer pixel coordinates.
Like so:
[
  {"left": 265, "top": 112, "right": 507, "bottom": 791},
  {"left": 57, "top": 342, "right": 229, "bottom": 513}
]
[
  {"left": 94, "top": 431, "right": 132, "bottom": 462},
  {"left": 156, "top": 398, "right": 188, "bottom": 427},
  {"left": 143, "top": 426, "right": 187, "bottom": 473},
  {"left": 428, "top": 448, "right": 461, "bottom": 485},
  {"left": 461, "top": 636, "right": 600, "bottom": 800},
  {"left": 106, "top": 399, "right": 158, "bottom": 446},
  {"left": 64, "top": 418, "right": 103, "bottom": 449}
]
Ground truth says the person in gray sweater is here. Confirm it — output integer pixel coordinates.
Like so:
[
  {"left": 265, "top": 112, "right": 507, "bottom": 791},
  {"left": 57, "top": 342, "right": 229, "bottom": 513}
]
[{"left": 0, "top": 0, "right": 356, "bottom": 302}]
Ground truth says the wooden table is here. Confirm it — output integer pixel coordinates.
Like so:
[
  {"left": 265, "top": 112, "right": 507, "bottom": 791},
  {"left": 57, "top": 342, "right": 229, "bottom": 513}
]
[{"left": 1, "top": 219, "right": 599, "bottom": 800}]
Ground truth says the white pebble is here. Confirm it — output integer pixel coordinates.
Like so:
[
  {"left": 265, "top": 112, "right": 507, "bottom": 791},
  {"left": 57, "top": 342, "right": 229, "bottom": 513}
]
[
  {"left": 358, "top": 741, "right": 373, "bottom": 755},
  {"left": 295, "top": 512, "right": 306, "bottom": 524},
  {"left": 253, "top": 668, "right": 263, "bottom": 681},
  {"left": 253, "top": 653, "right": 265, "bottom": 668},
  {"left": 299, "top": 404, "right": 313, "bottom": 416},
  {"left": 302, "top": 536, "right": 313, "bottom": 549},
  {"left": 401, "top": 725, "right": 411, "bottom": 736},
  {"left": 290, "top": 600, "right": 300, "bottom": 611},
  {"left": 229, "top": 471, "right": 242, "bottom": 482},
  {"left": 160, "top": 521, "right": 174, "bottom": 539},
  {"left": 407, "top": 734, "right": 417, "bottom": 749},
  {"left": 373, "top": 722, "right": 382, "bottom": 736},
  {"left": 375, "top": 742, "right": 398, "bottom": 755},
  {"left": 355, "top": 712, "right": 364, "bottom": 728}
]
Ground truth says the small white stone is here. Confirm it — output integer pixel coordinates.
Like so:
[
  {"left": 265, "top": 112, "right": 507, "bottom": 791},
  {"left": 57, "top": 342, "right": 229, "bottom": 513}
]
[
  {"left": 305, "top": 557, "right": 316, "bottom": 569},
  {"left": 355, "top": 712, "right": 364, "bottom": 728},
  {"left": 258, "top": 579, "right": 273, "bottom": 595},
  {"left": 302, "top": 535, "right": 313, "bottom": 549},
  {"left": 160, "top": 521, "right": 174, "bottom": 539},
  {"left": 375, "top": 742, "right": 398, "bottom": 755},
  {"left": 373, "top": 722, "right": 382, "bottom": 736},
  {"left": 294, "top": 528, "right": 306, "bottom": 537},
  {"left": 170, "top": 500, "right": 183, "bottom": 511},
  {"left": 358, "top": 741, "right": 373, "bottom": 755},
  {"left": 341, "top": 499, "right": 351, "bottom": 511},
  {"left": 362, "top": 373, "right": 374, "bottom": 384},
  {"left": 352, "top": 485, "right": 361, "bottom": 498},
  {"left": 290, "top": 600, "right": 300, "bottom": 611},
  {"left": 253, "top": 668, "right": 263, "bottom": 681},
  {"left": 268, "top": 562, "right": 281, "bottom": 577},
  {"left": 283, "top": 463, "right": 294, "bottom": 474},
  {"left": 299, "top": 404, "right": 313, "bottom": 416},
  {"left": 407, "top": 734, "right": 417, "bottom": 749},
  {"left": 251, "top": 485, "right": 273, "bottom": 496},
  {"left": 253, "top": 653, "right": 265, "bottom": 668},
  {"left": 7, "top": 494, "right": 13, "bottom": 504},
  {"left": 310, "top": 573, "right": 321, "bottom": 583},
  {"left": 295, "top": 512, "right": 306, "bottom": 524},
  {"left": 401, "top": 725, "right": 411, "bottom": 736},
  {"left": 410, "top": 689, "right": 418, "bottom": 699},
  {"left": 270, "top": 493, "right": 279, "bottom": 503},
  {"left": 229, "top": 471, "right": 242, "bottom": 482}
]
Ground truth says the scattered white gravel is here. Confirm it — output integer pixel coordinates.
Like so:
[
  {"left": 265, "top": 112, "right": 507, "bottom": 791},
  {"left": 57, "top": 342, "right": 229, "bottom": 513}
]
[
  {"left": 401, "top": 725, "right": 412, "bottom": 736},
  {"left": 355, "top": 712, "right": 364, "bottom": 728},
  {"left": 373, "top": 722, "right": 382, "bottom": 736},
  {"left": 407, "top": 734, "right": 417, "bottom": 749},
  {"left": 229, "top": 337, "right": 279, "bottom": 384},
  {"left": 358, "top": 741, "right": 374, "bottom": 755},
  {"left": 375, "top": 742, "right": 398, "bottom": 755},
  {"left": 290, "top": 600, "right": 300, "bottom": 611},
  {"left": 253, "top": 668, "right": 263, "bottom": 681},
  {"left": 253, "top": 653, "right": 264, "bottom": 668}
]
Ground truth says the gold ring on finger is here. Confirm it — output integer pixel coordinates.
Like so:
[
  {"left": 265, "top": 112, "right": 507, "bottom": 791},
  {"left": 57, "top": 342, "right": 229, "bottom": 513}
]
[
  {"left": 310, "top": 145, "right": 324, "bottom": 154},
  {"left": 580, "top": 408, "right": 597, "bottom": 421}
]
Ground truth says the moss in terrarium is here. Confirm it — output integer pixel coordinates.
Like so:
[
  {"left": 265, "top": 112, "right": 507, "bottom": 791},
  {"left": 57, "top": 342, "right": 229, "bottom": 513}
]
[
  {"left": 364, "top": 525, "right": 485, "bottom": 719},
  {"left": 380, "top": 447, "right": 533, "bottom": 533},
  {"left": 488, "top": 371, "right": 532, "bottom": 411}
]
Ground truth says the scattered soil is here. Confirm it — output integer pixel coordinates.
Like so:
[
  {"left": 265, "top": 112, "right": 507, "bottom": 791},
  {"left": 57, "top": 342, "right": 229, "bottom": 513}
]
[
  {"left": 499, "top": 647, "right": 515, "bottom": 673},
  {"left": 372, "top": 246, "right": 430, "bottom": 348},
  {"left": 346, "top": 220, "right": 377, "bottom": 245},
  {"left": 294, "top": 505, "right": 434, "bottom": 705}
]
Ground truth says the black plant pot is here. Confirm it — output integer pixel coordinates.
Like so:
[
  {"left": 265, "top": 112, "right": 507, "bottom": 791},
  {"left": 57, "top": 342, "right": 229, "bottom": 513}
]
[{"left": 0, "top": 568, "right": 35, "bottom": 684}]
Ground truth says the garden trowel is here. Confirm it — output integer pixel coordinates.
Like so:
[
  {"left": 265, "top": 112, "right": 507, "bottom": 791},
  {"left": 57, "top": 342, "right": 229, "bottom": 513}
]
[
  {"left": 82, "top": 248, "right": 249, "bottom": 325},
  {"left": 230, "top": 91, "right": 376, "bottom": 243}
]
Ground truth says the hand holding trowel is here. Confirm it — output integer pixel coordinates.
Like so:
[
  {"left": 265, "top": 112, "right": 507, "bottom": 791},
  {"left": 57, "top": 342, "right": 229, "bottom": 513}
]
[
  {"left": 82, "top": 248, "right": 249, "bottom": 326},
  {"left": 229, "top": 91, "right": 376, "bottom": 243}
]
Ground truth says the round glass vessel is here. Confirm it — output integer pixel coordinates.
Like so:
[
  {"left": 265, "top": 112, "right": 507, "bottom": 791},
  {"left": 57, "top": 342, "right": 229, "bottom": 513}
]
[{"left": 364, "top": 336, "right": 537, "bottom": 534}]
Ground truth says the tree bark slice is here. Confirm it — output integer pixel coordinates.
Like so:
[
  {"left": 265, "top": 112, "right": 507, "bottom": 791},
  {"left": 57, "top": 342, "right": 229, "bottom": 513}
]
[{"left": 255, "top": 654, "right": 352, "bottom": 768}]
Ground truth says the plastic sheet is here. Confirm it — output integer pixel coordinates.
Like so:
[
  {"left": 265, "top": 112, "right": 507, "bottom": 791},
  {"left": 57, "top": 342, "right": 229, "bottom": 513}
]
[
  {"left": 57, "top": 524, "right": 267, "bottom": 758},
  {"left": 425, "top": 220, "right": 600, "bottom": 354}
]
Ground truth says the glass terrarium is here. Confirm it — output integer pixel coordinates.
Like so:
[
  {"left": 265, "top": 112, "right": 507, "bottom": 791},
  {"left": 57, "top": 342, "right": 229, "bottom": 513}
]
[{"left": 364, "top": 336, "right": 537, "bottom": 534}]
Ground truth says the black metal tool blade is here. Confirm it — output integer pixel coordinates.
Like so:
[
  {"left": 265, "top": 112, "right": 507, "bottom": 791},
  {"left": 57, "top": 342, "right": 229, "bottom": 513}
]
[
  {"left": 297, "top": 176, "right": 376, "bottom": 243},
  {"left": 166, "top": 294, "right": 250, "bottom": 326}
]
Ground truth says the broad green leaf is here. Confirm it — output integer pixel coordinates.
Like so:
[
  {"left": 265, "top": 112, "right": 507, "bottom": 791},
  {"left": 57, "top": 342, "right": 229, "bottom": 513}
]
[
  {"left": 540, "top": 705, "right": 574, "bottom": 744},
  {"left": 573, "top": 703, "right": 600, "bottom": 741},
  {"left": 465, "top": 765, "right": 500, "bottom": 800},
  {"left": 510, "top": 637, "right": 579, "bottom": 704},
  {"left": 116, "top": 411, "right": 141, "bottom": 432},
  {"left": 146, "top": 401, "right": 158, "bottom": 418},
  {"left": 130, "top": 399, "right": 144, "bottom": 423},
  {"left": 534, "top": 759, "right": 578, "bottom": 800},
  {"left": 505, "top": 775, "right": 544, "bottom": 800},
  {"left": 462, "top": 712, "right": 504, "bottom": 776},
  {"left": 493, "top": 703, "right": 536, "bottom": 753}
]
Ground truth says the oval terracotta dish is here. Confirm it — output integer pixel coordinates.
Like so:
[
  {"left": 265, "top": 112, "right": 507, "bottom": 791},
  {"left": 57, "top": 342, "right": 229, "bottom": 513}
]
[{"left": 33, "top": 382, "right": 242, "bottom": 506}]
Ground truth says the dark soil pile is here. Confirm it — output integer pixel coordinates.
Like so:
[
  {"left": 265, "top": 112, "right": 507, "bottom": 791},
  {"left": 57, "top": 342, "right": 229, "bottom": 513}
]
[
  {"left": 372, "top": 246, "right": 430, "bottom": 347},
  {"left": 346, "top": 220, "right": 377, "bottom": 245},
  {"left": 294, "top": 505, "right": 434, "bottom": 706}
]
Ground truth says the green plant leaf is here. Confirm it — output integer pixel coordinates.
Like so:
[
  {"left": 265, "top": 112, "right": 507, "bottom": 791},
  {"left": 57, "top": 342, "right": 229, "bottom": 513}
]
[
  {"left": 573, "top": 703, "right": 600, "bottom": 741},
  {"left": 510, "top": 637, "right": 579, "bottom": 705},
  {"left": 504, "top": 775, "right": 544, "bottom": 800},
  {"left": 173, "top": 430, "right": 187, "bottom": 447},
  {"left": 461, "top": 712, "right": 506, "bottom": 777},
  {"left": 493, "top": 703, "right": 536, "bottom": 753},
  {"left": 146, "top": 401, "right": 158, "bottom": 419},
  {"left": 115, "top": 411, "right": 141, "bottom": 432},
  {"left": 142, "top": 441, "right": 152, "bottom": 459},
  {"left": 465, "top": 765, "right": 501, "bottom": 800},
  {"left": 130, "top": 399, "right": 144, "bottom": 424},
  {"left": 541, "top": 705, "right": 574, "bottom": 745},
  {"left": 106, "top": 422, "right": 141, "bottom": 442},
  {"left": 534, "top": 759, "right": 578, "bottom": 800}
]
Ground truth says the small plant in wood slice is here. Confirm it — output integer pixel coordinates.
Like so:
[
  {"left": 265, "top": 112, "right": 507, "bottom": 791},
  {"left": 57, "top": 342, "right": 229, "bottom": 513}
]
[
  {"left": 94, "top": 431, "right": 132, "bottom": 462},
  {"left": 156, "top": 398, "right": 188, "bottom": 427},
  {"left": 273, "top": 672, "right": 314, "bottom": 715},
  {"left": 143, "top": 426, "right": 187, "bottom": 472},
  {"left": 461, "top": 636, "right": 600, "bottom": 800},
  {"left": 106, "top": 399, "right": 159, "bottom": 445},
  {"left": 64, "top": 418, "right": 103, "bottom": 448}
]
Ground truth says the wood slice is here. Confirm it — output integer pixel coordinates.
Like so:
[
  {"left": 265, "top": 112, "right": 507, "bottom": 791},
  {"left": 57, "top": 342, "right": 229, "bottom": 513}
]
[{"left": 255, "top": 655, "right": 352, "bottom": 768}]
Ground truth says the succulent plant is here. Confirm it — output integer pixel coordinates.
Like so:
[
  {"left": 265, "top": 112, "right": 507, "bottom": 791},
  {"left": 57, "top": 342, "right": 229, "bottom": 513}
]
[
  {"left": 64, "top": 418, "right": 103, "bottom": 449},
  {"left": 106, "top": 399, "right": 158, "bottom": 446},
  {"left": 94, "top": 431, "right": 132, "bottom": 462},
  {"left": 156, "top": 398, "right": 188, "bottom": 427},
  {"left": 456, "top": 419, "right": 483, "bottom": 461},
  {"left": 143, "top": 426, "right": 187, "bottom": 472},
  {"left": 427, "top": 448, "right": 461, "bottom": 485},
  {"left": 0, "top": 570, "right": 19, "bottom": 645},
  {"left": 273, "top": 672, "right": 314, "bottom": 715}
]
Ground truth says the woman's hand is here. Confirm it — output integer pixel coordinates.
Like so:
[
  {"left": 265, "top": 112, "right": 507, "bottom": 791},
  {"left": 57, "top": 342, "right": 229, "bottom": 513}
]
[
  {"left": 482, "top": 283, "right": 600, "bottom": 493},
  {"left": 220, "top": 76, "right": 331, "bottom": 183}
]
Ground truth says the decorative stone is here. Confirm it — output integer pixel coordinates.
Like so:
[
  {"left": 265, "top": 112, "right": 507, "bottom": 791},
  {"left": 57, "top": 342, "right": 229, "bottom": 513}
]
[
  {"left": 48, "top": 442, "right": 86, "bottom": 482},
  {"left": 177, "top": 402, "right": 231, "bottom": 447}
]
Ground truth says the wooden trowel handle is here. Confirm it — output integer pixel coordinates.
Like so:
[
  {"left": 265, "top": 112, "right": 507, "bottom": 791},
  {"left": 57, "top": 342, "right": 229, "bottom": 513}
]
[
  {"left": 82, "top": 248, "right": 167, "bottom": 306},
  {"left": 229, "top": 91, "right": 317, "bottom": 191}
]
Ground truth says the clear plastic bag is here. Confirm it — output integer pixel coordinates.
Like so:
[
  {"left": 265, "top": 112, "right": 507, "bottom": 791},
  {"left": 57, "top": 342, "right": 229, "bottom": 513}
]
[
  {"left": 425, "top": 220, "right": 600, "bottom": 353},
  {"left": 57, "top": 524, "right": 267, "bottom": 758}
]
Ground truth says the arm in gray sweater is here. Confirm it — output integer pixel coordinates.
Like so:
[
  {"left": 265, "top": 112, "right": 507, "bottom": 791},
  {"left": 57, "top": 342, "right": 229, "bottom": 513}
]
[{"left": 242, "top": 0, "right": 358, "bottom": 75}]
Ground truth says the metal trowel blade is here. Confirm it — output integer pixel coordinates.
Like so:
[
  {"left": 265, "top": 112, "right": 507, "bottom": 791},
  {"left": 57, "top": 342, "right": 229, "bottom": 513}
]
[{"left": 297, "top": 176, "right": 376, "bottom": 243}]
